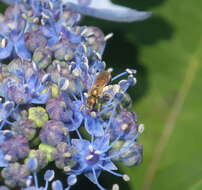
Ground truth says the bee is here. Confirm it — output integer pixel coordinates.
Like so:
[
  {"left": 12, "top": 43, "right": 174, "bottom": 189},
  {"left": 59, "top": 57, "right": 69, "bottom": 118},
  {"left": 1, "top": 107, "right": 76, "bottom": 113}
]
[{"left": 87, "top": 71, "right": 111, "bottom": 110}]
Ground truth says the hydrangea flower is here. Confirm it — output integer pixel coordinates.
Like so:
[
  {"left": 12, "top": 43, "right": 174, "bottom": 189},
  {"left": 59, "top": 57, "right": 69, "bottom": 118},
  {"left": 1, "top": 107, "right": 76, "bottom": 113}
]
[{"left": 0, "top": 0, "right": 150, "bottom": 189}]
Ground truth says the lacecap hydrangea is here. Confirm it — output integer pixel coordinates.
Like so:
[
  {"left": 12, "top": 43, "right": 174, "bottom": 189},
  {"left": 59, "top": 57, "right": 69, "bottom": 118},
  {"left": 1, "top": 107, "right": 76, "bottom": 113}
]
[{"left": 0, "top": 0, "right": 150, "bottom": 189}]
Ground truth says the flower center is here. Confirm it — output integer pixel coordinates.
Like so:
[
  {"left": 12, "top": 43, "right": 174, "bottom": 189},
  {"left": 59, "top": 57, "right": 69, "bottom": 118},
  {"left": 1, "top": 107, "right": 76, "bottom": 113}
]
[{"left": 85, "top": 151, "right": 100, "bottom": 166}]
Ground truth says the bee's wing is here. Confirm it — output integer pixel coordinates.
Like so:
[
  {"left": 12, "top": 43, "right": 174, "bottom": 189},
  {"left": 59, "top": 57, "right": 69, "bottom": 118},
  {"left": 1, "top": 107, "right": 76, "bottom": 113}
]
[{"left": 64, "top": 0, "right": 151, "bottom": 22}]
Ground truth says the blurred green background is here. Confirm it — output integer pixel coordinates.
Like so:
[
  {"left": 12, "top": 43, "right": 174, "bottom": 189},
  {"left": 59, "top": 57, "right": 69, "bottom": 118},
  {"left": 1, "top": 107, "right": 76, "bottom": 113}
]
[
  {"left": 0, "top": 0, "right": 202, "bottom": 189},
  {"left": 85, "top": 0, "right": 202, "bottom": 189}
]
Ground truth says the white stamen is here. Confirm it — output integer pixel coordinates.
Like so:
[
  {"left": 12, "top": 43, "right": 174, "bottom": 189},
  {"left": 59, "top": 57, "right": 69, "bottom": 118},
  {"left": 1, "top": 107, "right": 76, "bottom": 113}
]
[
  {"left": 121, "top": 123, "right": 128, "bottom": 130},
  {"left": 42, "top": 74, "right": 50, "bottom": 83},
  {"left": 107, "top": 68, "right": 113, "bottom": 73},
  {"left": 112, "top": 184, "right": 119, "bottom": 190},
  {"left": 86, "top": 31, "right": 94, "bottom": 37},
  {"left": 113, "top": 84, "right": 121, "bottom": 93},
  {"left": 41, "top": 19, "right": 46, "bottom": 26},
  {"left": 86, "top": 154, "right": 94, "bottom": 160},
  {"left": 32, "top": 62, "right": 38, "bottom": 71},
  {"left": 61, "top": 79, "right": 70, "bottom": 90},
  {"left": 84, "top": 92, "right": 88, "bottom": 98},
  {"left": 90, "top": 111, "right": 96, "bottom": 117},
  {"left": 94, "top": 150, "right": 102, "bottom": 155},
  {"left": 41, "top": 12, "right": 50, "bottom": 19},
  {"left": 89, "top": 145, "right": 94, "bottom": 152},
  {"left": 64, "top": 166, "right": 71, "bottom": 172},
  {"left": 94, "top": 51, "right": 102, "bottom": 60},
  {"left": 1, "top": 38, "right": 6, "bottom": 48},
  {"left": 81, "top": 43, "right": 88, "bottom": 54},
  {"left": 72, "top": 68, "right": 81, "bottom": 77},
  {"left": 104, "top": 33, "right": 114, "bottom": 41},
  {"left": 138, "top": 124, "right": 144, "bottom": 134},
  {"left": 22, "top": 13, "right": 27, "bottom": 19},
  {"left": 83, "top": 57, "right": 89, "bottom": 68},
  {"left": 4, "top": 154, "right": 12, "bottom": 161},
  {"left": 33, "top": 17, "right": 39, "bottom": 23},
  {"left": 49, "top": 1, "right": 54, "bottom": 9},
  {"left": 81, "top": 28, "right": 89, "bottom": 36},
  {"left": 57, "top": 64, "right": 61, "bottom": 72},
  {"left": 126, "top": 68, "right": 136, "bottom": 75},
  {"left": 123, "top": 174, "right": 130, "bottom": 181},
  {"left": 63, "top": 152, "right": 71, "bottom": 158},
  {"left": 64, "top": 54, "right": 70, "bottom": 61}
]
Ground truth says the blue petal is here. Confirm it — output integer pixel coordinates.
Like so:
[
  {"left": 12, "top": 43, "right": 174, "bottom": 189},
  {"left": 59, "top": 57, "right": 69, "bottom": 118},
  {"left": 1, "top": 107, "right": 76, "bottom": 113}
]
[
  {"left": 42, "top": 25, "right": 60, "bottom": 46},
  {"left": 103, "top": 161, "right": 117, "bottom": 171},
  {"left": 84, "top": 116, "right": 104, "bottom": 137},
  {"left": 27, "top": 74, "right": 39, "bottom": 90},
  {"left": 93, "top": 135, "right": 110, "bottom": 152},
  {"left": 14, "top": 36, "right": 31, "bottom": 59},
  {"left": 31, "top": 91, "right": 50, "bottom": 104},
  {"left": 0, "top": 40, "right": 13, "bottom": 59},
  {"left": 65, "top": 0, "right": 151, "bottom": 22},
  {"left": 64, "top": 112, "right": 83, "bottom": 131},
  {"left": 71, "top": 139, "right": 90, "bottom": 153},
  {"left": 84, "top": 169, "right": 101, "bottom": 184}
]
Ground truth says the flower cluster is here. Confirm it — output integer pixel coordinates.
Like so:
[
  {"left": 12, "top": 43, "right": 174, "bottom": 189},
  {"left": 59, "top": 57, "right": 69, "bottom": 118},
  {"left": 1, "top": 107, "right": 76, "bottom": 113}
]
[{"left": 0, "top": 0, "right": 150, "bottom": 189}]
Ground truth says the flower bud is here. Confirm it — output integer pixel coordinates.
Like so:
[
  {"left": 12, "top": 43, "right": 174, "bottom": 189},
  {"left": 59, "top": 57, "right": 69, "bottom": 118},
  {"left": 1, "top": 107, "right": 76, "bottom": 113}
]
[
  {"left": 1, "top": 163, "right": 30, "bottom": 188},
  {"left": 40, "top": 120, "right": 68, "bottom": 146},
  {"left": 25, "top": 30, "right": 47, "bottom": 52},
  {"left": 33, "top": 47, "right": 52, "bottom": 69},
  {"left": 28, "top": 107, "right": 49, "bottom": 128}
]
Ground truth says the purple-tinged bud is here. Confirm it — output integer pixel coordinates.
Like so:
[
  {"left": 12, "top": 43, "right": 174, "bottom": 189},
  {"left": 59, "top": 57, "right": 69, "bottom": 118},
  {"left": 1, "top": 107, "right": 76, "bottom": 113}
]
[
  {"left": 83, "top": 26, "right": 106, "bottom": 55},
  {"left": 1, "top": 163, "right": 30, "bottom": 188},
  {"left": 119, "top": 141, "right": 143, "bottom": 167},
  {"left": 12, "top": 119, "right": 37, "bottom": 140},
  {"left": 110, "top": 109, "right": 138, "bottom": 140},
  {"left": 51, "top": 40, "right": 75, "bottom": 61},
  {"left": 39, "top": 120, "right": 68, "bottom": 146},
  {"left": 25, "top": 30, "right": 47, "bottom": 52},
  {"left": 46, "top": 97, "right": 67, "bottom": 121},
  {"left": 26, "top": 149, "right": 49, "bottom": 171},
  {"left": 7, "top": 58, "right": 34, "bottom": 77},
  {"left": 0, "top": 135, "right": 29, "bottom": 162},
  {"left": 39, "top": 144, "right": 55, "bottom": 162},
  {"left": 53, "top": 142, "right": 76, "bottom": 170},
  {"left": 62, "top": 9, "right": 81, "bottom": 26},
  {"left": 32, "top": 47, "right": 52, "bottom": 69}
]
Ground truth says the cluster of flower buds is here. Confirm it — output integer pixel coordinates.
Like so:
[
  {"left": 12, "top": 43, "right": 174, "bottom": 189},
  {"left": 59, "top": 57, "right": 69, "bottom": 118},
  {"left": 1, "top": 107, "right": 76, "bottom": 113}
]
[{"left": 0, "top": 0, "right": 150, "bottom": 189}]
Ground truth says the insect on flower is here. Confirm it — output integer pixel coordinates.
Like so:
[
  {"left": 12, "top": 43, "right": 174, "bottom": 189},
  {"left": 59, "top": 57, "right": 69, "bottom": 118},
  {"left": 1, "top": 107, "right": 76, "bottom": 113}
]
[{"left": 87, "top": 70, "right": 111, "bottom": 110}]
